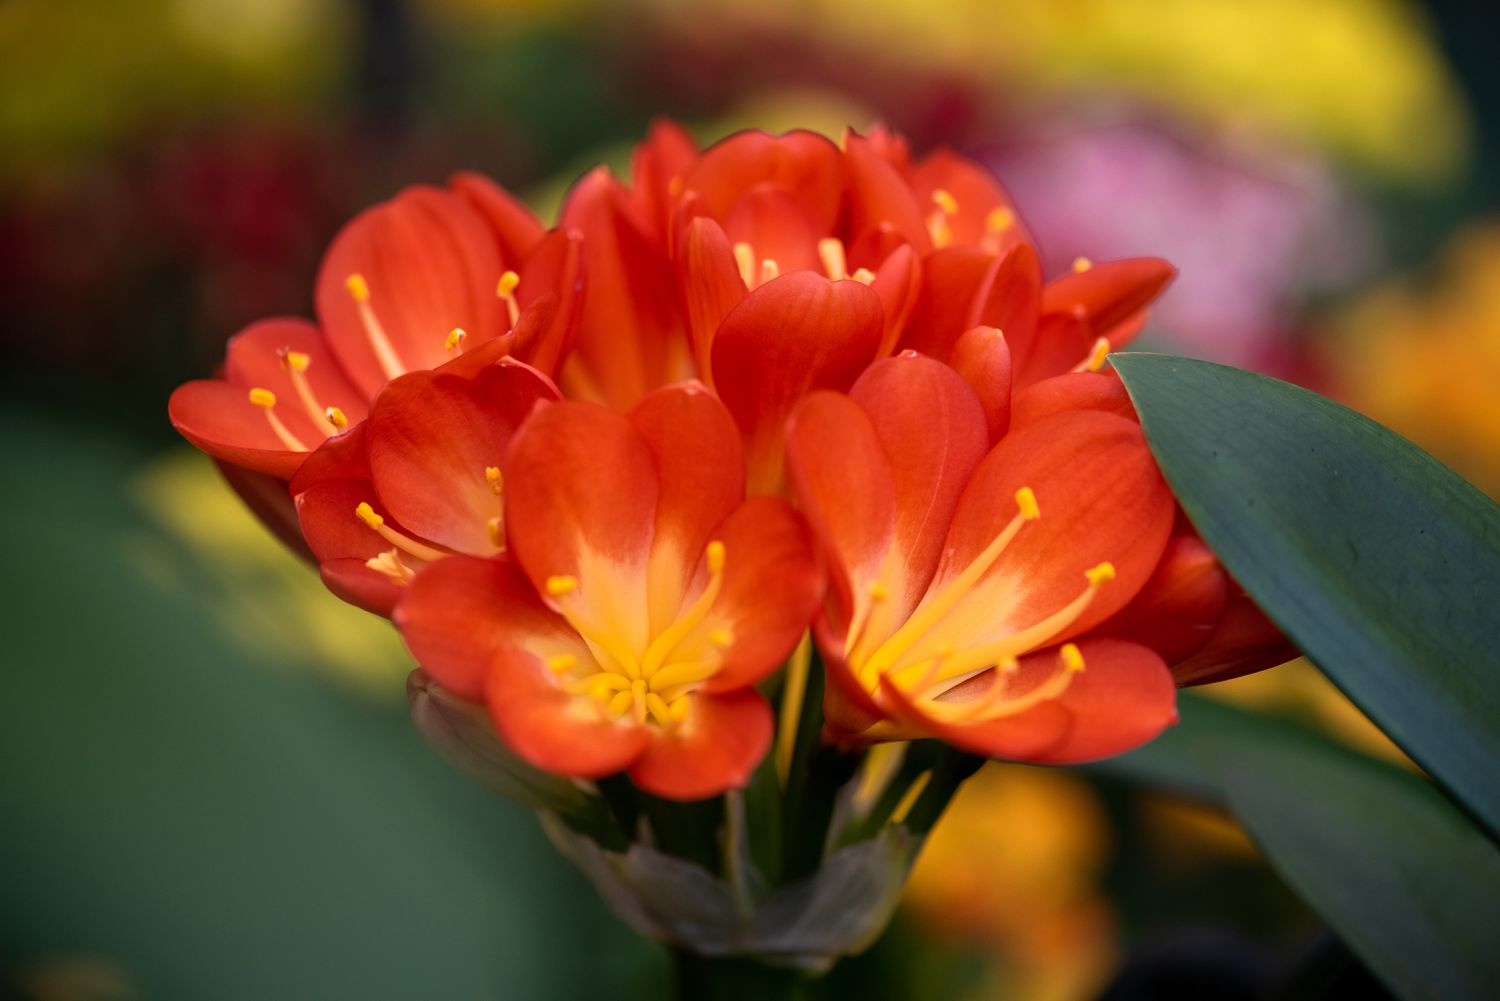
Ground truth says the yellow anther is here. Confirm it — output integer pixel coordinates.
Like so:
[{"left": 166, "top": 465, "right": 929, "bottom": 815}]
[
  {"left": 325, "top": 406, "right": 348, "bottom": 430},
  {"left": 1015, "top": 486, "right": 1040, "bottom": 521},
  {"left": 355, "top": 502, "right": 384, "bottom": 529},
  {"left": 818, "top": 237, "right": 848, "bottom": 281},
  {"left": 710, "top": 628, "right": 734, "bottom": 648},
  {"left": 365, "top": 549, "right": 415, "bottom": 585},
  {"left": 281, "top": 350, "right": 311, "bottom": 373},
  {"left": 870, "top": 581, "right": 890, "bottom": 602},
  {"left": 1072, "top": 256, "right": 1093, "bottom": 273},
  {"left": 346, "top": 273, "right": 370, "bottom": 301},
  {"left": 850, "top": 267, "right": 876, "bottom": 285},
  {"left": 705, "top": 540, "right": 726, "bottom": 575},
  {"left": 606, "top": 690, "right": 635, "bottom": 717},
  {"left": 487, "top": 516, "right": 504, "bottom": 549},
  {"left": 545, "top": 654, "right": 577, "bottom": 673},
  {"left": 248, "top": 387, "right": 277, "bottom": 408},
  {"left": 986, "top": 206, "right": 1016, "bottom": 232},
  {"left": 485, "top": 466, "right": 504, "bottom": 494},
  {"left": 931, "top": 188, "right": 959, "bottom": 215},
  {"left": 669, "top": 697, "right": 691, "bottom": 722},
  {"left": 645, "top": 692, "right": 674, "bottom": 724},
  {"left": 445, "top": 327, "right": 467, "bottom": 352},
  {"left": 733, "top": 242, "right": 756, "bottom": 286},
  {"left": 546, "top": 575, "right": 578, "bottom": 597},
  {"left": 496, "top": 270, "right": 521, "bottom": 298},
  {"left": 1080, "top": 337, "right": 1111, "bottom": 373},
  {"left": 1085, "top": 562, "right": 1116, "bottom": 586},
  {"left": 759, "top": 258, "right": 779, "bottom": 281},
  {"left": 1061, "top": 643, "right": 1086, "bottom": 673},
  {"left": 1000, "top": 656, "right": 1020, "bottom": 674}
]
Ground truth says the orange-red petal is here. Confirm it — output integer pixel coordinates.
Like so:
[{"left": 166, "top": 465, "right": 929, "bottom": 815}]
[
  {"left": 711, "top": 271, "right": 884, "bottom": 494},
  {"left": 486, "top": 648, "right": 652, "bottom": 779},
  {"left": 628, "top": 689, "right": 773, "bottom": 800},
  {"left": 316, "top": 186, "right": 505, "bottom": 398}
]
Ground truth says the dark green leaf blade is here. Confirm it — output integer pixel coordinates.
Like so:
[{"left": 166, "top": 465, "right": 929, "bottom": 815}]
[
  {"left": 1221, "top": 739, "right": 1500, "bottom": 1001},
  {"left": 1112, "top": 353, "right": 1500, "bottom": 839}
]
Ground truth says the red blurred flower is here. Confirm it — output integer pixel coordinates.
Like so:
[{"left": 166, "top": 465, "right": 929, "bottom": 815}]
[
  {"left": 785, "top": 351, "right": 1285, "bottom": 761},
  {"left": 392, "top": 384, "right": 823, "bottom": 799}
]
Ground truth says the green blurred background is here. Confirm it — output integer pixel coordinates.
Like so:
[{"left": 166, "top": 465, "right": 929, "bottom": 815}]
[{"left": 2, "top": 2, "right": 1496, "bottom": 998}]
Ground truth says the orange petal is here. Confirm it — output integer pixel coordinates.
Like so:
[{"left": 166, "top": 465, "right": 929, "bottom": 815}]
[
  {"left": 849, "top": 354, "right": 989, "bottom": 619},
  {"left": 487, "top": 649, "right": 651, "bottom": 779},
  {"left": 698, "top": 497, "right": 823, "bottom": 693},
  {"left": 1041, "top": 257, "right": 1175, "bottom": 344},
  {"left": 784, "top": 390, "right": 896, "bottom": 618},
  {"left": 316, "top": 186, "right": 505, "bottom": 398},
  {"left": 678, "top": 216, "right": 747, "bottom": 382},
  {"left": 925, "top": 411, "right": 1174, "bottom": 653},
  {"left": 1169, "top": 591, "right": 1298, "bottom": 687},
  {"left": 1010, "top": 371, "right": 1136, "bottom": 429},
  {"left": 711, "top": 272, "right": 884, "bottom": 494},
  {"left": 949, "top": 325, "right": 1013, "bottom": 444},
  {"left": 893, "top": 637, "right": 1176, "bottom": 763},
  {"left": 560, "top": 168, "right": 686, "bottom": 408},
  {"left": 395, "top": 556, "right": 585, "bottom": 702},
  {"left": 503, "top": 399, "right": 658, "bottom": 634},
  {"left": 843, "top": 130, "right": 931, "bottom": 256},
  {"left": 1099, "top": 531, "right": 1231, "bottom": 665},
  {"left": 629, "top": 383, "right": 745, "bottom": 635},
  {"left": 871, "top": 244, "right": 920, "bottom": 358},
  {"left": 684, "top": 129, "right": 845, "bottom": 235},
  {"left": 628, "top": 690, "right": 772, "bottom": 800},
  {"left": 366, "top": 364, "right": 555, "bottom": 556},
  {"left": 631, "top": 118, "right": 700, "bottom": 243},
  {"left": 449, "top": 170, "right": 546, "bottom": 263}
]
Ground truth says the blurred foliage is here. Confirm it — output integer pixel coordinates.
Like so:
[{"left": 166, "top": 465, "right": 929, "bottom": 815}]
[{"left": 0, "top": 407, "right": 666, "bottom": 999}]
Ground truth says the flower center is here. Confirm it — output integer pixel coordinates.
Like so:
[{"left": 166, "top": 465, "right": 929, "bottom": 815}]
[
  {"left": 540, "top": 540, "right": 733, "bottom": 728},
  {"left": 846, "top": 487, "right": 1115, "bottom": 723}
]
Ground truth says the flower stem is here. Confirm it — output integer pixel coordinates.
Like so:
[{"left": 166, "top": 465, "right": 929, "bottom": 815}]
[
  {"left": 671, "top": 950, "right": 808, "bottom": 1001},
  {"left": 898, "top": 746, "right": 985, "bottom": 835}
]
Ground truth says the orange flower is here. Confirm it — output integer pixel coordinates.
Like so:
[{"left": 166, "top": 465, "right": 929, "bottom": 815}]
[
  {"left": 558, "top": 123, "right": 1175, "bottom": 496},
  {"left": 787, "top": 352, "right": 1187, "bottom": 760},
  {"left": 169, "top": 180, "right": 581, "bottom": 481},
  {"left": 391, "top": 384, "right": 823, "bottom": 799}
]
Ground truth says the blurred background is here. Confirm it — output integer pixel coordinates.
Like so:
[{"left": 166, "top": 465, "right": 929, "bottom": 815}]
[{"left": 2, "top": 1, "right": 1496, "bottom": 998}]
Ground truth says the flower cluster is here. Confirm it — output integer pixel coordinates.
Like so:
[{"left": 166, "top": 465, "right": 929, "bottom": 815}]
[{"left": 170, "top": 122, "right": 1291, "bottom": 800}]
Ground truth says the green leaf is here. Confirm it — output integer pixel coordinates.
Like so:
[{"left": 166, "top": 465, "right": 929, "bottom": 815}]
[
  {"left": 1112, "top": 353, "right": 1500, "bottom": 840},
  {"left": 1221, "top": 738, "right": 1500, "bottom": 1001}
]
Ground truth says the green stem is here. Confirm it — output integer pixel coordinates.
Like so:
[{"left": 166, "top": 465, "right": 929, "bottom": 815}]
[
  {"left": 781, "top": 743, "right": 860, "bottom": 881},
  {"left": 899, "top": 747, "right": 984, "bottom": 835},
  {"left": 671, "top": 950, "right": 808, "bottom": 1001}
]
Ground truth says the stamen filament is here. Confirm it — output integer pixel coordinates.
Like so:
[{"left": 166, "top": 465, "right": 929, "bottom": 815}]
[
  {"left": 496, "top": 271, "right": 521, "bottom": 327},
  {"left": 279, "top": 349, "right": 337, "bottom": 432},
  {"left": 818, "top": 237, "right": 848, "bottom": 281},
  {"left": 1071, "top": 337, "right": 1111, "bottom": 374},
  {"left": 639, "top": 540, "right": 726, "bottom": 678},
  {"left": 345, "top": 273, "right": 406, "bottom": 379},
  {"left": 249, "top": 388, "right": 311, "bottom": 452},
  {"left": 732, "top": 242, "right": 756, "bottom": 287},
  {"left": 860, "top": 488, "right": 1039, "bottom": 682},
  {"left": 354, "top": 502, "right": 447, "bottom": 562},
  {"left": 918, "top": 564, "right": 1114, "bottom": 692}
]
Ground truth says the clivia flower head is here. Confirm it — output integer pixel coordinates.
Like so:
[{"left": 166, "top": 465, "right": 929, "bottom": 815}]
[
  {"left": 165, "top": 120, "right": 1293, "bottom": 784},
  {"left": 555, "top": 122, "right": 1175, "bottom": 495},
  {"left": 168, "top": 177, "right": 581, "bottom": 482}
]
